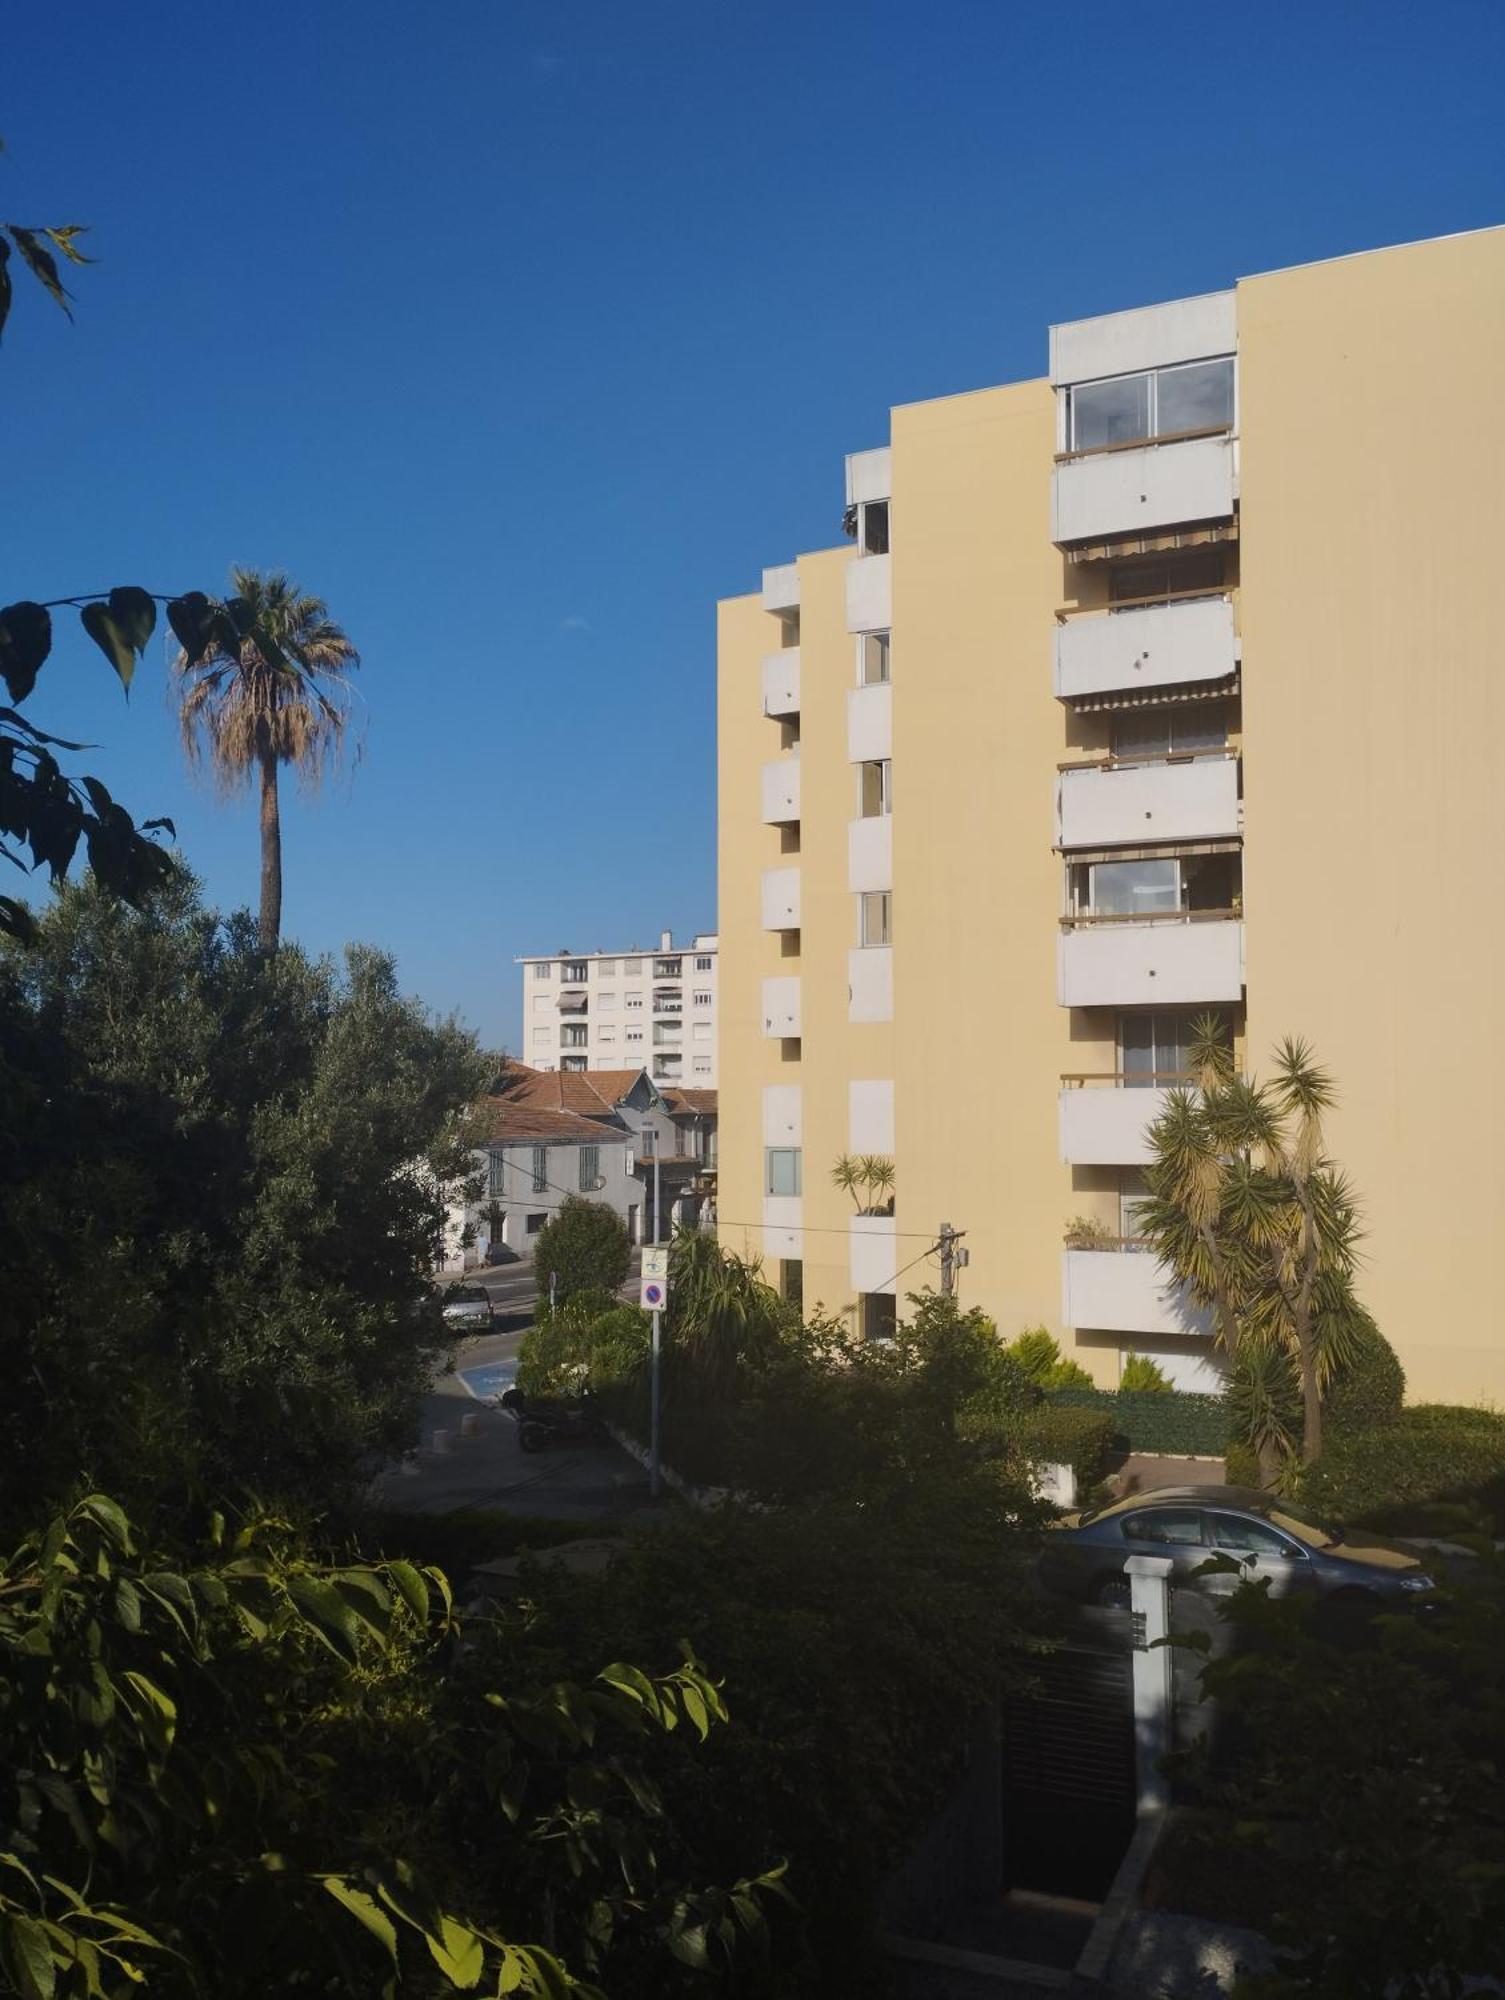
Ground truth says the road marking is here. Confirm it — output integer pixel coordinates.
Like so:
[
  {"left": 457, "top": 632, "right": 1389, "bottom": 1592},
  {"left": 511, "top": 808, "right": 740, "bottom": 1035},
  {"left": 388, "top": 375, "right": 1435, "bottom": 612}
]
[{"left": 457, "top": 1359, "right": 518, "bottom": 1402}]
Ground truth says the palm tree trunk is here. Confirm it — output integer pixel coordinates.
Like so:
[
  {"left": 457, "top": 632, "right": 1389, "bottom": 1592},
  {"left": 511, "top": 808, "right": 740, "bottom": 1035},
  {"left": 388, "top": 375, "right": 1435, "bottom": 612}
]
[{"left": 257, "top": 747, "right": 282, "bottom": 950}]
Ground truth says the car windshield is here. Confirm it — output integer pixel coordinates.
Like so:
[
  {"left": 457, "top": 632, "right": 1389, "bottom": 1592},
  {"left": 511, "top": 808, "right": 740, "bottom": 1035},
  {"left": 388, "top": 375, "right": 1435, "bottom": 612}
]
[
  {"left": 446, "top": 1288, "right": 486, "bottom": 1304},
  {"left": 1268, "top": 1506, "right": 1340, "bottom": 1550}
]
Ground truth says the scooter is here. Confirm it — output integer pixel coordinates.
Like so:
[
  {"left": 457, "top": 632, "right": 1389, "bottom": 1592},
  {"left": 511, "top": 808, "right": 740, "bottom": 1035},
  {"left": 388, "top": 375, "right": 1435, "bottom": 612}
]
[{"left": 498, "top": 1386, "right": 609, "bottom": 1453}]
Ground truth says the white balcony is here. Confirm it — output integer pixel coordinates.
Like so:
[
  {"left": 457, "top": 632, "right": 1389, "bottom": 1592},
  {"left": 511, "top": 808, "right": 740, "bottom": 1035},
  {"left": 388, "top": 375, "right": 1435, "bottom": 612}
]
[
  {"left": 1062, "top": 1247, "right": 1212, "bottom": 1339},
  {"left": 761, "top": 563, "right": 799, "bottom": 614},
  {"left": 761, "top": 866, "right": 801, "bottom": 931},
  {"left": 1058, "top": 917, "right": 1244, "bottom": 1008},
  {"left": 1058, "top": 1083, "right": 1172, "bottom": 1166},
  {"left": 1054, "top": 593, "right": 1237, "bottom": 701},
  {"left": 846, "top": 552, "right": 891, "bottom": 633},
  {"left": 761, "top": 975, "right": 801, "bottom": 1039},
  {"left": 761, "top": 649, "right": 800, "bottom": 718},
  {"left": 761, "top": 1083, "right": 802, "bottom": 1147},
  {"left": 848, "top": 814, "right": 893, "bottom": 894},
  {"left": 845, "top": 446, "right": 892, "bottom": 507},
  {"left": 847, "top": 682, "right": 892, "bottom": 763},
  {"left": 849, "top": 1079, "right": 895, "bottom": 1154},
  {"left": 848, "top": 946, "right": 893, "bottom": 1023},
  {"left": 1053, "top": 433, "right": 1235, "bottom": 546},
  {"left": 850, "top": 1214, "right": 897, "bottom": 1296},
  {"left": 762, "top": 1195, "right": 803, "bottom": 1259},
  {"left": 1058, "top": 754, "right": 1240, "bottom": 850},
  {"left": 760, "top": 758, "right": 801, "bottom": 825}
]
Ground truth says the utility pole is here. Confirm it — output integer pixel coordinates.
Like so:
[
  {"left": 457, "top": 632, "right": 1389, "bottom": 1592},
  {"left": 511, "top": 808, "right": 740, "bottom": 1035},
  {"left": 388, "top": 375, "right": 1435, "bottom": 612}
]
[
  {"left": 548, "top": 1268, "right": 557, "bottom": 1316},
  {"left": 645, "top": 1128, "right": 664, "bottom": 1500},
  {"left": 938, "top": 1222, "right": 956, "bottom": 1298}
]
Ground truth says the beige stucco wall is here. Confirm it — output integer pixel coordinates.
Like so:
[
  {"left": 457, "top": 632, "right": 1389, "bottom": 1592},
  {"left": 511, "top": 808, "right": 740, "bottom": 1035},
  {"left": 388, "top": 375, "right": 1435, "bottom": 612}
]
[{"left": 1239, "top": 226, "right": 1505, "bottom": 1404}]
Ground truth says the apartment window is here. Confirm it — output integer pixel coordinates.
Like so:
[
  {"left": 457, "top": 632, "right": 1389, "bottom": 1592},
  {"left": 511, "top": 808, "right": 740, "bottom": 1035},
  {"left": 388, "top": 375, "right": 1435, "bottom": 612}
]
[
  {"left": 487, "top": 1152, "right": 507, "bottom": 1199},
  {"left": 561, "top": 960, "right": 588, "bottom": 984},
  {"left": 1110, "top": 550, "right": 1225, "bottom": 605},
  {"left": 1120, "top": 1009, "right": 1227, "bottom": 1086},
  {"left": 860, "top": 1293, "right": 897, "bottom": 1343},
  {"left": 626, "top": 994, "right": 643, "bottom": 1011},
  {"left": 533, "top": 963, "right": 552, "bottom": 980},
  {"left": 1120, "top": 1169, "right": 1151, "bottom": 1244},
  {"left": 1067, "top": 356, "right": 1234, "bottom": 453},
  {"left": 1073, "top": 851, "right": 1238, "bottom": 918},
  {"left": 626, "top": 1027, "right": 644, "bottom": 1044},
  {"left": 693, "top": 1058, "right": 712, "bottom": 1075},
  {"left": 596, "top": 959, "right": 616, "bottom": 976},
  {"left": 531, "top": 1027, "right": 551, "bottom": 1046},
  {"left": 765, "top": 1147, "right": 802, "bottom": 1198},
  {"left": 531, "top": 1146, "right": 548, "bottom": 1193},
  {"left": 859, "top": 759, "right": 892, "bottom": 818},
  {"left": 639, "top": 1127, "right": 656, "bottom": 1159},
  {"left": 693, "top": 989, "right": 713, "bottom": 1008},
  {"left": 1112, "top": 702, "right": 1228, "bottom": 761},
  {"left": 624, "top": 958, "right": 643, "bottom": 977},
  {"left": 654, "top": 957, "right": 682, "bottom": 978},
  {"left": 778, "top": 610, "right": 800, "bottom": 648},
  {"left": 860, "top": 890, "right": 892, "bottom": 947},
  {"left": 561, "top": 1056, "right": 588, "bottom": 1072},
  {"left": 694, "top": 954, "right": 714, "bottom": 972},
  {"left": 578, "top": 1146, "right": 600, "bottom": 1191},
  {"left": 654, "top": 1055, "right": 682, "bottom": 1074},
  {"left": 526, "top": 1212, "right": 547, "bottom": 1235},
  {"left": 693, "top": 1023, "right": 713, "bottom": 1042},
  {"left": 856, "top": 499, "right": 889, "bottom": 555},
  {"left": 532, "top": 995, "right": 552, "bottom": 1015},
  {"left": 598, "top": 992, "right": 616, "bottom": 1010},
  {"left": 561, "top": 1025, "right": 588, "bottom": 1048},
  {"left": 781, "top": 1259, "right": 804, "bottom": 1310},
  {"left": 858, "top": 631, "right": 891, "bottom": 686},
  {"left": 653, "top": 1025, "right": 681, "bottom": 1047},
  {"left": 598, "top": 1026, "right": 617, "bottom": 1045}
]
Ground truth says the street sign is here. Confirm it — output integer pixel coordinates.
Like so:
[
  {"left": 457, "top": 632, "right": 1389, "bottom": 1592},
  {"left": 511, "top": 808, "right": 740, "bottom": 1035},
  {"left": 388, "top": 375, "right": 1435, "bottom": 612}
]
[{"left": 640, "top": 1246, "right": 670, "bottom": 1313}]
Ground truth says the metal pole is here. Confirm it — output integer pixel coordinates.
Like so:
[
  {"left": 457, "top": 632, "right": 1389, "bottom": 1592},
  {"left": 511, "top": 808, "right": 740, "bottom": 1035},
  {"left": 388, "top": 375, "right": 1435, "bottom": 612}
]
[
  {"left": 548, "top": 1267, "right": 557, "bottom": 1316},
  {"left": 650, "top": 1142, "right": 662, "bottom": 1499},
  {"left": 939, "top": 1222, "right": 955, "bottom": 1298}
]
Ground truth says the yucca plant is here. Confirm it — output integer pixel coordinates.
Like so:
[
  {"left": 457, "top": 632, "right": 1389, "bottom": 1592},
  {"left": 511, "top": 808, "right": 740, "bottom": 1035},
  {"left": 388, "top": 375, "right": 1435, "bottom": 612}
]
[{"left": 173, "top": 567, "right": 360, "bottom": 949}]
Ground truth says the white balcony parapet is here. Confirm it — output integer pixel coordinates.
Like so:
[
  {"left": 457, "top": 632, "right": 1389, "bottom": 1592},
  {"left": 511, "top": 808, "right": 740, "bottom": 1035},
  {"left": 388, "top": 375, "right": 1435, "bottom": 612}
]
[
  {"left": 760, "top": 758, "right": 801, "bottom": 825},
  {"left": 850, "top": 1214, "right": 898, "bottom": 1295},
  {"left": 1058, "top": 753, "right": 1240, "bottom": 850},
  {"left": 1058, "top": 1082, "right": 1173, "bottom": 1166},
  {"left": 1053, "top": 433, "right": 1235, "bottom": 546},
  {"left": 849, "top": 1079, "right": 895, "bottom": 1154},
  {"left": 846, "top": 552, "right": 891, "bottom": 634},
  {"left": 762, "top": 1195, "right": 803, "bottom": 1259},
  {"left": 761, "top": 649, "right": 801, "bottom": 717},
  {"left": 1062, "top": 1246, "right": 1213, "bottom": 1339},
  {"left": 1054, "top": 593, "right": 1237, "bottom": 701},
  {"left": 1050, "top": 291, "right": 1236, "bottom": 387},
  {"left": 1058, "top": 916, "right": 1244, "bottom": 1008},
  {"left": 845, "top": 446, "right": 892, "bottom": 507},
  {"left": 848, "top": 946, "right": 893, "bottom": 1024},
  {"left": 761, "top": 975, "right": 801, "bottom": 1039},
  {"left": 761, "top": 563, "right": 799, "bottom": 614},
  {"left": 848, "top": 814, "right": 893, "bottom": 894},
  {"left": 761, "top": 1084, "right": 802, "bottom": 1147},
  {"left": 761, "top": 866, "right": 801, "bottom": 931},
  {"left": 847, "top": 682, "right": 892, "bottom": 764}
]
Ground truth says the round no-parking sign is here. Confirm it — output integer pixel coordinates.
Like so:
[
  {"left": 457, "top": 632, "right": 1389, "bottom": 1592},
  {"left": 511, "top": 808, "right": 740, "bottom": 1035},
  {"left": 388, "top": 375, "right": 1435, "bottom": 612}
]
[{"left": 641, "top": 1280, "right": 666, "bottom": 1310}]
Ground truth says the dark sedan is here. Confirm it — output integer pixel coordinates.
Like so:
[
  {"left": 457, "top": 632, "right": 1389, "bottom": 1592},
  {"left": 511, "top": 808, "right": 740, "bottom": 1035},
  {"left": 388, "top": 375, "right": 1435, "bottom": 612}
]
[{"left": 1040, "top": 1484, "right": 1435, "bottom": 1612}]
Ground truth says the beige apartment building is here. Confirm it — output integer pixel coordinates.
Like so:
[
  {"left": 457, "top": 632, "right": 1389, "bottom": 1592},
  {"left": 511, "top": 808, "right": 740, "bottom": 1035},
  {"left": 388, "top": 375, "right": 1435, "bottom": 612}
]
[{"left": 716, "top": 225, "right": 1505, "bottom": 1405}]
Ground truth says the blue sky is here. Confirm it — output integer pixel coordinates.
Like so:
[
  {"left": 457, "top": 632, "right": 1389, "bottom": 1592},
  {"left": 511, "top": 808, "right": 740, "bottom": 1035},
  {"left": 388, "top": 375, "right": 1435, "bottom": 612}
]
[{"left": 6, "top": 0, "right": 1503, "bottom": 1051}]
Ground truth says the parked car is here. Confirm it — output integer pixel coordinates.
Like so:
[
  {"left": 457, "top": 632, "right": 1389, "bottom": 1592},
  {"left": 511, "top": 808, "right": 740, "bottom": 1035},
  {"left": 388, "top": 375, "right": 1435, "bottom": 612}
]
[
  {"left": 1040, "top": 1484, "right": 1435, "bottom": 1613},
  {"left": 440, "top": 1284, "right": 494, "bottom": 1330}
]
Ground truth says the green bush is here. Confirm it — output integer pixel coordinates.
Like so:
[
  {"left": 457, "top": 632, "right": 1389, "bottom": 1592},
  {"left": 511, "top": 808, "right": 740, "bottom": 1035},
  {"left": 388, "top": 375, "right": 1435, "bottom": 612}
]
[
  {"left": 1046, "top": 1386, "right": 1231, "bottom": 1457},
  {"left": 517, "top": 1298, "right": 650, "bottom": 1396},
  {"left": 1015, "top": 1404, "right": 1117, "bottom": 1486},
  {"left": 530, "top": 1196, "right": 631, "bottom": 1305},
  {"left": 1323, "top": 1312, "right": 1405, "bottom": 1435},
  {"left": 1302, "top": 1405, "right": 1505, "bottom": 1530},
  {"left": 1007, "top": 1325, "right": 1094, "bottom": 1390},
  {"left": 1223, "top": 1441, "right": 1261, "bottom": 1487},
  {"left": 1120, "top": 1351, "right": 1173, "bottom": 1393}
]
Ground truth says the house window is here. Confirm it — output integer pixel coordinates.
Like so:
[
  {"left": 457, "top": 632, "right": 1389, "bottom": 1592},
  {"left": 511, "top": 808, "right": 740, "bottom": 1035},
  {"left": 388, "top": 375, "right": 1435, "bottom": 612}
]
[
  {"left": 626, "top": 994, "right": 644, "bottom": 1011},
  {"left": 1067, "top": 356, "right": 1234, "bottom": 453},
  {"left": 598, "top": 1026, "right": 617, "bottom": 1045},
  {"left": 561, "top": 1056, "right": 588, "bottom": 1072},
  {"left": 526, "top": 1212, "right": 547, "bottom": 1235},
  {"left": 561, "top": 960, "right": 588, "bottom": 984},
  {"left": 859, "top": 759, "right": 891, "bottom": 818},
  {"left": 1120, "top": 1010, "right": 1228, "bottom": 1086},
  {"left": 596, "top": 959, "right": 616, "bottom": 976},
  {"left": 781, "top": 1259, "right": 803, "bottom": 1310},
  {"left": 532, "top": 995, "right": 552, "bottom": 1014},
  {"left": 858, "top": 631, "right": 890, "bottom": 686},
  {"left": 533, "top": 963, "right": 552, "bottom": 980},
  {"left": 765, "top": 1147, "right": 802, "bottom": 1197},
  {"left": 1073, "top": 851, "right": 1239, "bottom": 919},
  {"left": 860, "top": 1293, "right": 897, "bottom": 1342},
  {"left": 487, "top": 1152, "right": 507, "bottom": 1199},
  {"left": 693, "top": 989, "right": 712, "bottom": 1008},
  {"left": 654, "top": 957, "right": 682, "bottom": 978},
  {"left": 626, "top": 1031, "right": 644, "bottom": 1048},
  {"left": 694, "top": 954, "right": 713, "bottom": 972},
  {"left": 856, "top": 499, "right": 889, "bottom": 555},
  {"left": 1120, "top": 1169, "right": 1151, "bottom": 1243},
  {"left": 1109, "top": 550, "right": 1225, "bottom": 606},
  {"left": 860, "top": 891, "right": 892, "bottom": 948},
  {"left": 639, "top": 1128, "right": 656, "bottom": 1158},
  {"left": 531, "top": 1147, "right": 548, "bottom": 1192},
  {"left": 1111, "top": 702, "right": 1228, "bottom": 762},
  {"left": 531, "top": 1027, "right": 551, "bottom": 1045},
  {"left": 693, "top": 1023, "right": 712, "bottom": 1042},
  {"left": 693, "top": 1058, "right": 711, "bottom": 1076},
  {"left": 561, "top": 1025, "right": 588, "bottom": 1048},
  {"left": 578, "top": 1146, "right": 600, "bottom": 1191},
  {"left": 624, "top": 958, "right": 643, "bottom": 976},
  {"left": 597, "top": 992, "right": 616, "bottom": 1010}
]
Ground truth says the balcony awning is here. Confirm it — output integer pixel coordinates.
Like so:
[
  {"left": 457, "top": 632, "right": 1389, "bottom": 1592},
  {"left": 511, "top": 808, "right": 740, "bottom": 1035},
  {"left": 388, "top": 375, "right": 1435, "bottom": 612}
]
[
  {"left": 1068, "top": 673, "right": 1239, "bottom": 716},
  {"left": 1060, "top": 836, "right": 1242, "bottom": 866},
  {"left": 1064, "top": 519, "right": 1239, "bottom": 565}
]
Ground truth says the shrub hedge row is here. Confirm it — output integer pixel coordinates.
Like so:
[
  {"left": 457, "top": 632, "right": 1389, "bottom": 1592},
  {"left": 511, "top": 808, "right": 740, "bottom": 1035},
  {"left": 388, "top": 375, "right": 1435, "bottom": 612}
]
[
  {"left": 1045, "top": 1387, "right": 1231, "bottom": 1457},
  {"left": 1301, "top": 1404, "right": 1505, "bottom": 1530},
  {"left": 1013, "top": 1405, "right": 1118, "bottom": 1486}
]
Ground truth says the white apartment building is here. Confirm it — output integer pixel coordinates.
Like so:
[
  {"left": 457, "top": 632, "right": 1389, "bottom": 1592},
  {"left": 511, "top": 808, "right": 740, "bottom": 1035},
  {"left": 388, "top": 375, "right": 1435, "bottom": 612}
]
[{"left": 516, "top": 929, "right": 720, "bottom": 1087}]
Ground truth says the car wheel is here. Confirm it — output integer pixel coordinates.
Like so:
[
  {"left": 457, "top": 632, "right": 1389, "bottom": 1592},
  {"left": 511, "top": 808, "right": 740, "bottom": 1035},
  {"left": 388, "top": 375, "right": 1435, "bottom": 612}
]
[
  {"left": 518, "top": 1423, "right": 549, "bottom": 1454},
  {"left": 1092, "top": 1574, "right": 1131, "bottom": 1611}
]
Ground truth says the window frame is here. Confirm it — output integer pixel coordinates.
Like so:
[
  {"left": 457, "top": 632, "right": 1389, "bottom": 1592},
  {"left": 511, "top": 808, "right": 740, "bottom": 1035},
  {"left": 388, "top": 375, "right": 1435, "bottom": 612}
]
[
  {"left": 531, "top": 1146, "right": 548, "bottom": 1193},
  {"left": 1066, "top": 355, "right": 1235, "bottom": 454},
  {"left": 764, "top": 1146, "right": 802, "bottom": 1198},
  {"left": 860, "top": 890, "right": 892, "bottom": 948},
  {"left": 578, "top": 1145, "right": 600, "bottom": 1192}
]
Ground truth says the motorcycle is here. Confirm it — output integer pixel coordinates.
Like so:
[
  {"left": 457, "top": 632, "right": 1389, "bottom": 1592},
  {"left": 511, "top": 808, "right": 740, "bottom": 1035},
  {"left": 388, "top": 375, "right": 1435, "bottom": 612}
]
[{"left": 498, "top": 1386, "right": 609, "bottom": 1453}]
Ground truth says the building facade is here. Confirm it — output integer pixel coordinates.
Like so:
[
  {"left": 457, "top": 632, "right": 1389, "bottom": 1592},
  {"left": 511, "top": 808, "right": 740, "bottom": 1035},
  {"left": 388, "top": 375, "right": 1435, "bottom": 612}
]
[
  {"left": 517, "top": 930, "right": 719, "bottom": 1087},
  {"left": 717, "top": 225, "right": 1505, "bottom": 1404}
]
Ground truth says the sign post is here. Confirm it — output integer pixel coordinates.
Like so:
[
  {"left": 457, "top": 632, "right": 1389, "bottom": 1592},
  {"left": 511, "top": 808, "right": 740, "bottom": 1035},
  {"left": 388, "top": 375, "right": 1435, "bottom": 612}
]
[{"left": 640, "top": 1243, "right": 670, "bottom": 1498}]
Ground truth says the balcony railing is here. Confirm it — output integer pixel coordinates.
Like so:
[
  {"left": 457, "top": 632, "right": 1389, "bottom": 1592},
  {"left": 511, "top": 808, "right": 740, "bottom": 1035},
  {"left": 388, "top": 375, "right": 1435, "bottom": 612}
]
[
  {"left": 1057, "top": 751, "right": 1241, "bottom": 850},
  {"left": 1053, "top": 587, "right": 1238, "bottom": 701},
  {"left": 1060, "top": 906, "right": 1239, "bottom": 930},
  {"left": 1058, "top": 912, "right": 1245, "bottom": 1009},
  {"left": 1052, "top": 422, "right": 1232, "bottom": 467},
  {"left": 1052, "top": 430, "right": 1236, "bottom": 547}
]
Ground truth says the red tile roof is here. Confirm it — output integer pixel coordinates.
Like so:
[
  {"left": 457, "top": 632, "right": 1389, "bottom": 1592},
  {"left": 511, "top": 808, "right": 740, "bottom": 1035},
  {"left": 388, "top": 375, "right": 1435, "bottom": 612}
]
[
  {"left": 491, "top": 1059, "right": 648, "bottom": 1119},
  {"left": 480, "top": 1101, "right": 631, "bottom": 1146},
  {"left": 664, "top": 1088, "right": 718, "bottom": 1115}
]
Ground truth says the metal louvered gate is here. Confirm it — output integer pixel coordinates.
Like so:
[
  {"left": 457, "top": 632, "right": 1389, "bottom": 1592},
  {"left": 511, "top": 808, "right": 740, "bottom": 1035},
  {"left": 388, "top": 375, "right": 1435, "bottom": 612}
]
[{"left": 1001, "top": 1640, "right": 1137, "bottom": 1901}]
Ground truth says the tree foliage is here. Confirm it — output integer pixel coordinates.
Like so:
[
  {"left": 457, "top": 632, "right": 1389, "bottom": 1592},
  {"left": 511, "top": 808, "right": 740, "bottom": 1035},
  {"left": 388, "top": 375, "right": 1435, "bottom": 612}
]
[{"left": 532, "top": 1199, "right": 632, "bottom": 1308}]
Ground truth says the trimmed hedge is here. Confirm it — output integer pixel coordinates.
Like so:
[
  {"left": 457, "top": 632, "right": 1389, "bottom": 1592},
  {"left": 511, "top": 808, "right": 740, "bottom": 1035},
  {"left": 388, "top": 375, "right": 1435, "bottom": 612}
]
[
  {"left": 1046, "top": 1387, "right": 1230, "bottom": 1458},
  {"left": 1323, "top": 1315, "right": 1405, "bottom": 1436},
  {"left": 1301, "top": 1404, "right": 1505, "bottom": 1530},
  {"left": 1014, "top": 1405, "right": 1118, "bottom": 1486}
]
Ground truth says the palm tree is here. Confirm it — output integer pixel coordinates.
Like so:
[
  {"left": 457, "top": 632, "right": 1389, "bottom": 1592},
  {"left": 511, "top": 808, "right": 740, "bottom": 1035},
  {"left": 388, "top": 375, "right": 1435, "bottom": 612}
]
[{"left": 173, "top": 568, "right": 360, "bottom": 949}]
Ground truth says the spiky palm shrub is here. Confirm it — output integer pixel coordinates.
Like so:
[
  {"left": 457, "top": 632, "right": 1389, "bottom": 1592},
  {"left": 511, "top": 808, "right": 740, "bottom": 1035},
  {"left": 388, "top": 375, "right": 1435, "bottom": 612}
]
[
  {"left": 173, "top": 568, "right": 360, "bottom": 948},
  {"left": 666, "top": 1230, "right": 783, "bottom": 1403}
]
